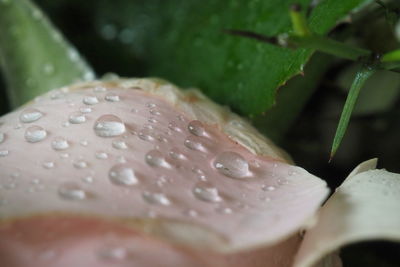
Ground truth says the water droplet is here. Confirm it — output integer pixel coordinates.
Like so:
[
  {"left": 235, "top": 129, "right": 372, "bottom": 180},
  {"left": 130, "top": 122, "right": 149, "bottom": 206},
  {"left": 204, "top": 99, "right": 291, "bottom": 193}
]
[
  {"left": 145, "top": 150, "right": 171, "bottom": 168},
  {"left": 51, "top": 137, "right": 69, "bottom": 150},
  {"left": 262, "top": 185, "right": 276, "bottom": 191},
  {"left": 95, "top": 151, "right": 108, "bottom": 159},
  {"left": 105, "top": 92, "right": 120, "bottom": 102},
  {"left": 98, "top": 246, "right": 128, "bottom": 261},
  {"left": 19, "top": 108, "right": 43, "bottom": 123},
  {"left": 216, "top": 206, "right": 233, "bottom": 214},
  {"left": 83, "top": 95, "right": 99, "bottom": 105},
  {"left": 193, "top": 182, "right": 222, "bottom": 203},
  {"left": 94, "top": 115, "right": 126, "bottom": 137},
  {"left": 0, "top": 132, "right": 5, "bottom": 144},
  {"left": 116, "top": 155, "right": 127, "bottom": 163},
  {"left": 214, "top": 152, "right": 249, "bottom": 179},
  {"left": 60, "top": 152, "right": 69, "bottom": 159},
  {"left": 79, "top": 106, "right": 92, "bottom": 113},
  {"left": 24, "top": 126, "right": 47, "bottom": 143},
  {"left": 58, "top": 182, "right": 87, "bottom": 200},
  {"left": 93, "top": 86, "right": 107, "bottom": 93},
  {"left": 79, "top": 139, "right": 89, "bottom": 146},
  {"left": 62, "top": 121, "right": 70, "bottom": 127},
  {"left": 109, "top": 164, "right": 138, "bottom": 186},
  {"left": 73, "top": 159, "right": 88, "bottom": 169},
  {"left": 168, "top": 121, "right": 182, "bottom": 132},
  {"left": 168, "top": 148, "right": 186, "bottom": 160},
  {"left": 149, "top": 109, "right": 160, "bottom": 116},
  {"left": 148, "top": 117, "right": 157, "bottom": 123},
  {"left": 184, "top": 136, "right": 206, "bottom": 152},
  {"left": 43, "top": 63, "right": 55, "bottom": 75},
  {"left": 0, "top": 150, "right": 9, "bottom": 157},
  {"left": 183, "top": 209, "right": 198, "bottom": 217},
  {"left": 188, "top": 120, "right": 205, "bottom": 136},
  {"left": 138, "top": 128, "right": 154, "bottom": 141},
  {"left": 42, "top": 161, "right": 55, "bottom": 169},
  {"left": 68, "top": 112, "right": 86, "bottom": 124},
  {"left": 112, "top": 139, "right": 128, "bottom": 150},
  {"left": 146, "top": 102, "right": 156, "bottom": 108},
  {"left": 82, "top": 176, "right": 94, "bottom": 183},
  {"left": 142, "top": 191, "right": 171, "bottom": 205}
]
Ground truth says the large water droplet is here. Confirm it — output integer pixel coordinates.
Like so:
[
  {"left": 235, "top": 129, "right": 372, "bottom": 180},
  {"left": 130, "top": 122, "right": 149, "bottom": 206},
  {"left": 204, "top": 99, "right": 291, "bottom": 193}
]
[
  {"left": 109, "top": 164, "right": 138, "bottom": 186},
  {"left": 145, "top": 150, "right": 171, "bottom": 168},
  {"left": 184, "top": 136, "right": 206, "bottom": 152},
  {"left": 193, "top": 182, "right": 222, "bottom": 203},
  {"left": 68, "top": 112, "right": 86, "bottom": 124},
  {"left": 24, "top": 126, "right": 47, "bottom": 143},
  {"left": 94, "top": 115, "right": 126, "bottom": 137},
  {"left": 51, "top": 137, "right": 69, "bottom": 150},
  {"left": 58, "top": 182, "right": 87, "bottom": 200},
  {"left": 105, "top": 92, "right": 120, "bottom": 102},
  {"left": 142, "top": 191, "right": 171, "bottom": 205},
  {"left": 19, "top": 108, "right": 43, "bottom": 123},
  {"left": 214, "top": 152, "right": 249, "bottom": 179},
  {"left": 83, "top": 95, "right": 99, "bottom": 105},
  {"left": 188, "top": 120, "right": 205, "bottom": 136}
]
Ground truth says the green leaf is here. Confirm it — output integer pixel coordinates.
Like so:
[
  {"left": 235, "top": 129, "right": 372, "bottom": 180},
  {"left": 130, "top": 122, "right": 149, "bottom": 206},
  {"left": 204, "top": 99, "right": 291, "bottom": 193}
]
[
  {"left": 0, "top": 0, "right": 95, "bottom": 107},
  {"left": 96, "top": 0, "right": 371, "bottom": 115},
  {"left": 330, "top": 64, "right": 376, "bottom": 160}
]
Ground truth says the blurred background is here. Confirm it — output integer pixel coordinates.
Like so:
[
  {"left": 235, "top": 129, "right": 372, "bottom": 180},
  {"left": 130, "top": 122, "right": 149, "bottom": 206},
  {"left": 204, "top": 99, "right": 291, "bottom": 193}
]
[{"left": 1, "top": 0, "right": 400, "bottom": 265}]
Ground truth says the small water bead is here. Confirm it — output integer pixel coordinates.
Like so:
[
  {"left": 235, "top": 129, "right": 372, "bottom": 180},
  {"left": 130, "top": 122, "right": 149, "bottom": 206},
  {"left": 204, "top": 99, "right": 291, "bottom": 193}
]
[
  {"left": 177, "top": 115, "right": 185, "bottom": 121},
  {"left": 98, "top": 246, "right": 128, "bottom": 261},
  {"left": 117, "top": 156, "right": 127, "bottom": 163},
  {"left": 19, "top": 108, "right": 43, "bottom": 123},
  {"left": 82, "top": 176, "right": 94, "bottom": 183},
  {"left": 79, "top": 106, "right": 92, "bottom": 113},
  {"left": 188, "top": 120, "right": 205, "bottom": 136},
  {"left": 149, "top": 109, "right": 160, "bottom": 116},
  {"left": 58, "top": 182, "right": 87, "bottom": 200},
  {"left": 68, "top": 112, "right": 86, "bottom": 124},
  {"left": 0, "top": 150, "right": 9, "bottom": 157},
  {"left": 168, "top": 148, "right": 186, "bottom": 160},
  {"left": 216, "top": 206, "right": 233, "bottom": 214},
  {"left": 112, "top": 139, "right": 128, "bottom": 150},
  {"left": 73, "top": 160, "right": 88, "bottom": 169},
  {"left": 184, "top": 136, "right": 206, "bottom": 152},
  {"left": 168, "top": 121, "right": 182, "bottom": 132},
  {"left": 95, "top": 151, "right": 108, "bottom": 159},
  {"left": 146, "top": 102, "right": 156, "bottom": 108},
  {"left": 183, "top": 209, "right": 198, "bottom": 217},
  {"left": 94, "top": 115, "right": 126, "bottom": 137},
  {"left": 83, "top": 95, "right": 99, "bottom": 105},
  {"left": 142, "top": 191, "right": 171, "bottom": 206},
  {"left": 42, "top": 161, "right": 55, "bottom": 169},
  {"left": 145, "top": 150, "right": 171, "bottom": 168},
  {"left": 60, "top": 153, "right": 69, "bottom": 159},
  {"left": 62, "top": 121, "right": 70, "bottom": 127},
  {"left": 0, "top": 133, "right": 5, "bottom": 144},
  {"left": 51, "top": 137, "right": 69, "bottom": 150},
  {"left": 148, "top": 117, "right": 157, "bottom": 123},
  {"left": 262, "top": 185, "right": 276, "bottom": 192},
  {"left": 43, "top": 63, "right": 55, "bottom": 75},
  {"left": 24, "top": 126, "right": 47, "bottom": 143},
  {"left": 109, "top": 164, "right": 138, "bottom": 186},
  {"left": 105, "top": 92, "right": 120, "bottom": 102},
  {"left": 193, "top": 182, "right": 222, "bottom": 203},
  {"left": 138, "top": 128, "right": 155, "bottom": 141},
  {"left": 93, "top": 86, "right": 107, "bottom": 93},
  {"left": 214, "top": 152, "right": 250, "bottom": 179},
  {"left": 80, "top": 139, "right": 89, "bottom": 146}
]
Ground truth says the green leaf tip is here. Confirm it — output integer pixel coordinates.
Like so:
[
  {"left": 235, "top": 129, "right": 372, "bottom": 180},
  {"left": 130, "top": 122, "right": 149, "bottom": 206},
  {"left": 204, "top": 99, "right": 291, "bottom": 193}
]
[
  {"left": 330, "top": 64, "right": 376, "bottom": 160},
  {"left": 0, "top": 0, "right": 95, "bottom": 108}
]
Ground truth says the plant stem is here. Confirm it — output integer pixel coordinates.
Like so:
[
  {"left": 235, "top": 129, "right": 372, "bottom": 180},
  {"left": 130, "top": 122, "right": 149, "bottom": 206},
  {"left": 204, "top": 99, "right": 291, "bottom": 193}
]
[{"left": 382, "top": 49, "right": 400, "bottom": 62}]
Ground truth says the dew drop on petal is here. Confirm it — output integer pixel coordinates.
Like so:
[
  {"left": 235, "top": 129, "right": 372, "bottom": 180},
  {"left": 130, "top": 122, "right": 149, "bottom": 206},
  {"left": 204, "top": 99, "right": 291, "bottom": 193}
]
[
  {"left": 73, "top": 159, "right": 88, "bottom": 169},
  {"left": 193, "top": 182, "right": 222, "bottom": 203},
  {"left": 168, "top": 121, "right": 182, "bottom": 132},
  {"left": 24, "top": 126, "right": 47, "bottom": 143},
  {"left": 112, "top": 139, "right": 128, "bottom": 150},
  {"left": 188, "top": 120, "right": 205, "bottom": 136},
  {"left": 142, "top": 191, "right": 171, "bottom": 205},
  {"left": 0, "top": 150, "right": 9, "bottom": 157},
  {"left": 19, "top": 108, "right": 43, "bottom": 123},
  {"left": 168, "top": 147, "right": 186, "bottom": 160},
  {"left": 79, "top": 106, "right": 92, "bottom": 113},
  {"left": 105, "top": 92, "right": 120, "bottom": 102},
  {"left": 58, "top": 182, "right": 87, "bottom": 200},
  {"left": 95, "top": 151, "right": 108, "bottom": 159},
  {"left": 184, "top": 136, "right": 206, "bottom": 152},
  {"left": 42, "top": 161, "right": 55, "bottom": 169},
  {"left": 68, "top": 112, "right": 86, "bottom": 124},
  {"left": 145, "top": 150, "right": 170, "bottom": 168},
  {"left": 83, "top": 95, "right": 99, "bottom": 105},
  {"left": 94, "top": 115, "right": 126, "bottom": 137},
  {"left": 214, "top": 151, "right": 250, "bottom": 179},
  {"left": 51, "top": 137, "right": 69, "bottom": 151},
  {"left": 109, "top": 164, "right": 138, "bottom": 186}
]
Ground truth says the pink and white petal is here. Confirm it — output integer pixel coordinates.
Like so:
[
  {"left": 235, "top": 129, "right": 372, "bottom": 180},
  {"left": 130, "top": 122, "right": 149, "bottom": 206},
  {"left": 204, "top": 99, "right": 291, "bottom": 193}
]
[
  {"left": 0, "top": 79, "right": 328, "bottom": 263},
  {"left": 294, "top": 159, "right": 400, "bottom": 267}
]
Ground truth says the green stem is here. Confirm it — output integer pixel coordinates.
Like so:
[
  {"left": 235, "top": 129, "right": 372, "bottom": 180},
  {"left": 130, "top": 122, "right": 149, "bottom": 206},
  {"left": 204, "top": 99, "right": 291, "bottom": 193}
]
[
  {"left": 382, "top": 49, "right": 400, "bottom": 62},
  {"left": 291, "top": 35, "right": 371, "bottom": 61},
  {"left": 0, "top": 0, "right": 95, "bottom": 107},
  {"left": 330, "top": 64, "right": 376, "bottom": 160},
  {"left": 289, "top": 4, "right": 311, "bottom": 36}
]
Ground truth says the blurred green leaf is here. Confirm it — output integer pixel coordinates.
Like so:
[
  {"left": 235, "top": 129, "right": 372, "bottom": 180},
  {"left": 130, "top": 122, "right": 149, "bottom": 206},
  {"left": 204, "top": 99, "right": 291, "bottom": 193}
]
[
  {"left": 0, "top": 0, "right": 95, "bottom": 107},
  {"left": 95, "top": 0, "right": 371, "bottom": 115}
]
